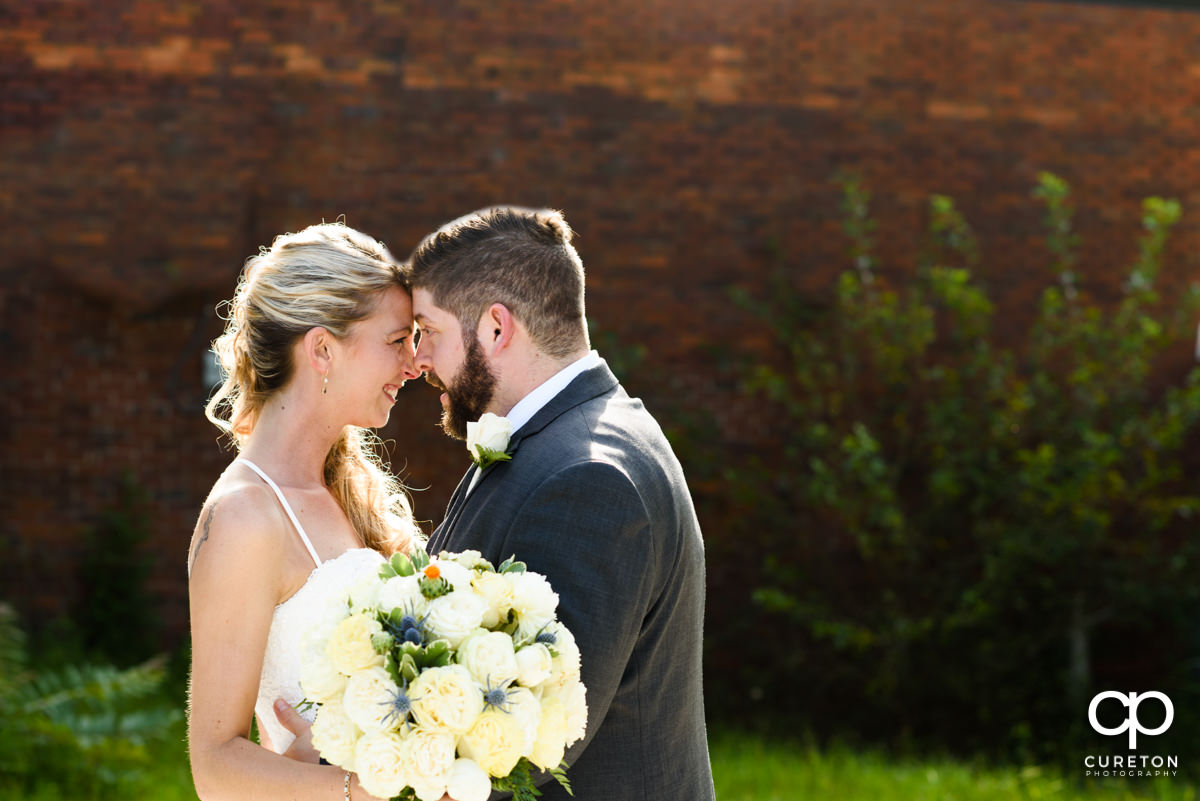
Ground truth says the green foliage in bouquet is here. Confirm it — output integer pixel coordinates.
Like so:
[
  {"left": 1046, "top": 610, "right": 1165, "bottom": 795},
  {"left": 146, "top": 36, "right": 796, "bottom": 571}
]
[
  {"left": 733, "top": 172, "right": 1200, "bottom": 758},
  {"left": 386, "top": 764, "right": 571, "bottom": 801},
  {"left": 489, "top": 757, "right": 572, "bottom": 801},
  {"left": 0, "top": 603, "right": 182, "bottom": 798}
]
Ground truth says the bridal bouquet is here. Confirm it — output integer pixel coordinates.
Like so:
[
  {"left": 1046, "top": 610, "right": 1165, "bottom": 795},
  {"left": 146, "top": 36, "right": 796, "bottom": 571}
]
[{"left": 300, "top": 547, "right": 587, "bottom": 801}]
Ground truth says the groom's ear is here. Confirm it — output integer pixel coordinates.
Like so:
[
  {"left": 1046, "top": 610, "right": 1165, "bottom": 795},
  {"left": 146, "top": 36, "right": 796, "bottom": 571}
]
[{"left": 480, "top": 303, "right": 516, "bottom": 354}]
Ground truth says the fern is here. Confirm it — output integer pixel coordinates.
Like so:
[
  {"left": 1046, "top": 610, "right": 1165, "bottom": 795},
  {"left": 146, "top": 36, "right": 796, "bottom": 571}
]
[
  {"left": 549, "top": 762, "right": 573, "bottom": 796},
  {"left": 0, "top": 603, "right": 181, "bottom": 796},
  {"left": 491, "top": 758, "right": 541, "bottom": 801},
  {"left": 0, "top": 605, "right": 27, "bottom": 698},
  {"left": 490, "top": 758, "right": 574, "bottom": 800}
]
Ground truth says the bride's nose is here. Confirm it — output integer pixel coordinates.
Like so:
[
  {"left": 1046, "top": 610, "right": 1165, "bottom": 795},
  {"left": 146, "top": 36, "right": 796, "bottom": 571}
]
[{"left": 399, "top": 348, "right": 420, "bottom": 380}]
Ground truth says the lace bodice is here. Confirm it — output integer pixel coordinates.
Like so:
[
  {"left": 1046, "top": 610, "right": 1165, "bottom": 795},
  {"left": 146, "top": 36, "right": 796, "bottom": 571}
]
[
  {"left": 235, "top": 460, "right": 386, "bottom": 754},
  {"left": 254, "top": 548, "right": 383, "bottom": 752}
]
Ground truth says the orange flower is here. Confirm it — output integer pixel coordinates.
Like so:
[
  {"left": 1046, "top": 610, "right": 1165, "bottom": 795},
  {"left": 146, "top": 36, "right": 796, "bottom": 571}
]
[{"left": 424, "top": 564, "right": 441, "bottom": 580}]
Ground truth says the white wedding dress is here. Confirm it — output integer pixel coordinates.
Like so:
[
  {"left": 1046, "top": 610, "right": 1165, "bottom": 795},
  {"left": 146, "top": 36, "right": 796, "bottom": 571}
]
[{"left": 240, "top": 459, "right": 385, "bottom": 753}]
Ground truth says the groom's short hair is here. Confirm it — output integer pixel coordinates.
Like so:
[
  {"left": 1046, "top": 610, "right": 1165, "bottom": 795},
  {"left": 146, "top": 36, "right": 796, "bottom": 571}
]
[{"left": 405, "top": 206, "right": 589, "bottom": 358}]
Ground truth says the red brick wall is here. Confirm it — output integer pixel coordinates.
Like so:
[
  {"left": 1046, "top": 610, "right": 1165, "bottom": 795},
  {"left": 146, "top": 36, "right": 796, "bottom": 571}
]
[{"left": 3, "top": 0, "right": 1199, "bottom": 642}]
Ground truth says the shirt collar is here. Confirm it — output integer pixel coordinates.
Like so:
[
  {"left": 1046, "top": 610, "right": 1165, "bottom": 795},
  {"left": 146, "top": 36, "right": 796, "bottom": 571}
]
[{"left": 504, "top": 351, "right": 602, "bottom": 434}]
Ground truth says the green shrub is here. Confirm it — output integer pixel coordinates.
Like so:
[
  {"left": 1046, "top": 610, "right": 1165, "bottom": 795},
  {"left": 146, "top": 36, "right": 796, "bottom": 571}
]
[
  {"left": 0, "top": 604, "right": 182, "bottom": 798},
  {"left": 732, "top": 173, "right": 1200, "bottom": 758},
  {"left": 72, "top": 473, "right": 162, "bottom": 666}
]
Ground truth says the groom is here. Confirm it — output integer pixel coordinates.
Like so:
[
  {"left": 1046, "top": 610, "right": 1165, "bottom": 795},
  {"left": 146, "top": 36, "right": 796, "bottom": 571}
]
[{"left": 406, "top": 207, "right": 715, "bottom": 801}]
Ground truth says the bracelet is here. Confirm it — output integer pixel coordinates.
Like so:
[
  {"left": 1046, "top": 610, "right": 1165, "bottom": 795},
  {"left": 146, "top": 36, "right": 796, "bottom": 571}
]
[{"left": 343, "top": 771, "right": 351, "bottom": 801}]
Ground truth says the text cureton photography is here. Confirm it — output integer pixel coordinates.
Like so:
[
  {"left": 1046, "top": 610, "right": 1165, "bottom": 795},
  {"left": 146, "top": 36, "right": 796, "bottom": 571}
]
[
  {"left": 1084, "top": 691, "right": 1179, "bottom": 779},
  {"left": 1084, "top": 754, "right": 1178, "bottom": 778}
]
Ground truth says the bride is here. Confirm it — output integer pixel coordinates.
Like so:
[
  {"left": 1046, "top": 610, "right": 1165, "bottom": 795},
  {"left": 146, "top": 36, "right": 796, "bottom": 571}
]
[{"left": 187, "top": 223, "right": 422, "bottom": 801}]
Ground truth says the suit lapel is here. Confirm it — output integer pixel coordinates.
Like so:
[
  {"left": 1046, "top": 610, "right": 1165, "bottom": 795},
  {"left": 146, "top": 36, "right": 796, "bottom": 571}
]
[
  {"left": 461, "top": 362, "right": 621, "bottom": 500},
  {"left": 431, "top": 465, "right": 477, "bottom": 551}
]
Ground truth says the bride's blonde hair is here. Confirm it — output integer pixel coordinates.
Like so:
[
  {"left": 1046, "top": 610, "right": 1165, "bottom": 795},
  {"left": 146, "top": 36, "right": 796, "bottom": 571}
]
[{"left": 206, "top": 222, "right": 418, "bottom": 556}]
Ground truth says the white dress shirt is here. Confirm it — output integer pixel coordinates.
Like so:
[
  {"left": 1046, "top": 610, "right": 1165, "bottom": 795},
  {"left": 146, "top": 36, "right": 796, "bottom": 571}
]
[{"left": 467, "top": 350, "right": 602, "bottom": 494}]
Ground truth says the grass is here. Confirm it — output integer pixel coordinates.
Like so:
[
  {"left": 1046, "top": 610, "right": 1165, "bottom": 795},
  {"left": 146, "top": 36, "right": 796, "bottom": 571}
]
[
  {"left": 3, "top": 725, "right": 1197, "bottom": 800},
  {"left": 709, "top": 732, "right": 1198, "bottom": 801}
]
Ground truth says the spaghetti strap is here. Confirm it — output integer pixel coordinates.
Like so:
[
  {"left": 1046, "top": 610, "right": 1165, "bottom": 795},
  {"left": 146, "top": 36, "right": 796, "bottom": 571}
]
[{"left": 239, "top": 459, "right": 322, "bottom": 567}]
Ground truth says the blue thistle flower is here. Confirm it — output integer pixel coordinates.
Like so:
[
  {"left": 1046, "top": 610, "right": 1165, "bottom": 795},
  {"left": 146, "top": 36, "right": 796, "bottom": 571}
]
[
  {"left": 481, "top": 676, "right": 516, "bottom": 713},
  {"left": 535, "top": 629, "right": 558, "bottom": 646},
  {"left": 385, "top": 609, "right": 427, "bottom": 646},
  {"left": 380, "top": 679, "right": 418, "bottom": 729}
]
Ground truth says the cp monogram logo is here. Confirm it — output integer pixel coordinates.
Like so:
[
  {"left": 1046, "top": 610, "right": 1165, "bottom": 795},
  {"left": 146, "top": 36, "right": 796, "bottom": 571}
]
[{"left": 1088, "top": 691, "right": 1174, "bottom": 749}]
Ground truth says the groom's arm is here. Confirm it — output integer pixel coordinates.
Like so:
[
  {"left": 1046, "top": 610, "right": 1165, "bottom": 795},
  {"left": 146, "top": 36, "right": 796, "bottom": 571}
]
[{"left": 498, "top": 459, "right": 661, "bottom": 785}]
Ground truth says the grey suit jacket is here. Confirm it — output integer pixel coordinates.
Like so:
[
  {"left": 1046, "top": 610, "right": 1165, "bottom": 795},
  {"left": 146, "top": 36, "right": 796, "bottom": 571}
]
[{"left": 427, "top": 361, "right": 715, "bottom": 801}]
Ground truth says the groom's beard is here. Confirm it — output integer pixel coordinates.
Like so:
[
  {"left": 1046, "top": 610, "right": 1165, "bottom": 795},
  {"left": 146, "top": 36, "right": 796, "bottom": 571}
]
[{"left": 426, "top": 337, "right": 497, "bottom": 441}]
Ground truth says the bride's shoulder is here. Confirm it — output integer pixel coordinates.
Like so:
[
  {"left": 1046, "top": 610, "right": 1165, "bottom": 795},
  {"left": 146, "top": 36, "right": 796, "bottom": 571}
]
[{"left": 187, "top": 473, "right": 288, "bottom": 579}]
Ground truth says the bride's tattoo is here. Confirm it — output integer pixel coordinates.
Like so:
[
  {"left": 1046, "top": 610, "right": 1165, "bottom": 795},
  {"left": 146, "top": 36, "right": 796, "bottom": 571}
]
[{"left": 190, "top": 502, "right": 218, "bottom": 570}]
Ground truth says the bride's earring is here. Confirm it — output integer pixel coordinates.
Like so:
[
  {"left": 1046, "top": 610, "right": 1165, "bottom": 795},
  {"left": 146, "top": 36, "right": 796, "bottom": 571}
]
[{"left": 322, "top": 372, "right": 328, "bottom": 395}]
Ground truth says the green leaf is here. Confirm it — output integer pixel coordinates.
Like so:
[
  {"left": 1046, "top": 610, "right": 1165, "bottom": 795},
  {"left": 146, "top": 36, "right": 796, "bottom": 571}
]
[
  {"left": 398, "top": 653, "right": 418, "bottom": 683},
  {"left": 550, "top": 760, "right": 574, "bottom": 795},
  {"left": 410, "top": 548, "right": 431, "bottom": 570},
  {"left": 389, "top": 552, "right": 416, "bottom": 577},
  {"left": 490, "top": 757, "right": 543, "bottom": 801},
  {"left": 473, "top": 446, "right": 514, "bottom": 471},
  {"left": 423, "top": 640, "right": 450, "bottom": 666},
  {"left": 499, "top": 555, "right": 527, "bottom": 574}
]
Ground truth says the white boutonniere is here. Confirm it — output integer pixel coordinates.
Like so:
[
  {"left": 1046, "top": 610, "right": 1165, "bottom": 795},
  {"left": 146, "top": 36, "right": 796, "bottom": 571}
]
[{"left": 466, "top": 413, "right": 513, "bottom": 470}]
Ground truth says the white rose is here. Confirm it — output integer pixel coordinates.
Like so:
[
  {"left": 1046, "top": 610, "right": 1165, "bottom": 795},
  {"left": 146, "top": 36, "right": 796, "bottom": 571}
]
[
  {"left": 430, "top": 558, "right": 473, "bottom": 593},
  {"left": 545, "top": 621, "right": 581, "bottom": 678},
  {"left": 347, "top": 574, "right": 382, "bottom": 613},
  {"left": 342, "top": 666, "right": 400, "bottom": 733},
  {"left": 458, "top": 631, "right": 519, "bottom": 687},
  {"left": 310, "top": 699, "right": 361, "bottom": 771},
  {"left": 506, "top": 572, "right": 559, "bottom": 640},
  {"left": 561, "top": 677, "right": 588, "bottom": 746},
  {"left": 326, "top": 613, "right": 385, "bottom": 675},
  {"left": 446, "top": 549, "right": 484, "bottom": 570},
  {"left": 354, "top": 731, "right": 409, "bottom": 800},
  {"left": 409, "top": 664, "right": 484, "bottom": 735},
  {"left": 458, "top": 706, "right": 525, "bottom": 777},
  {"left": 529, "top": 694, "right": 567, "bottom": 771},
  {"left": 300, "top": 653, "right": 346, "bottom": 704},
  {"left": 377, "top": 574, "right": 425, "bottom": 616},
  {"left": 300, "top": 622, "right": 347, "bottom": 703},
  {"left": 405, "top": 728, "right": 458, "bottom": 801},
  {"left": 424, "top": 590, "right": 488, "bottom": 648},
  {"left": 471, "top": 570, "right": 514, "bottom": 628},
  {"left": 506, "top": 686, "right": 542, "bottom": 756},
  {"left": 315, "top": 591, "right": 354, "bottom": 629},
  {"left": 542, "top": 674, "right": 587, "bottom": 747},
  {"left": 466, "top": 413, "right": 512, "bottom": 459},
  {"left": 514, "top": 643, "right": 553, "bottom": 689},
  {"left": 447, "top": 758, "right": 492, "bottom": 801}
]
